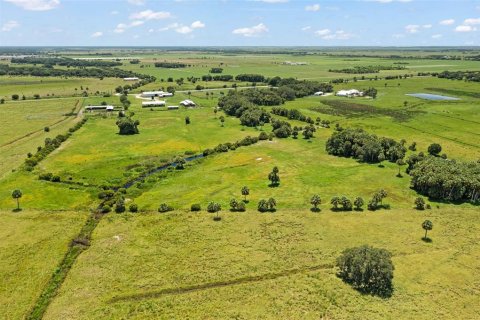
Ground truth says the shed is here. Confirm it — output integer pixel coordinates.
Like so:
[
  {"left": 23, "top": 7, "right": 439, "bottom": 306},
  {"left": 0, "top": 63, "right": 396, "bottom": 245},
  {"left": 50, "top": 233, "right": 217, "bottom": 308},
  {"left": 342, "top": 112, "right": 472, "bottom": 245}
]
[
  {"left": 142, "top": 101, "right": 166, "bottom": 108},
  {"left": 167, "top": 105, "right": 179, "bottom": 110}
]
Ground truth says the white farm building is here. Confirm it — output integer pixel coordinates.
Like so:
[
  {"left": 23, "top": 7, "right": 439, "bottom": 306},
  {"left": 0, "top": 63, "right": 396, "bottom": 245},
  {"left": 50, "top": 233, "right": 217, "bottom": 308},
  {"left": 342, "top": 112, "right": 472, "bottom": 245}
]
[
  {"left": 180, "top": 99, "right": 196, "bottom": 107},
  {"left": 336, "top": 89, "right": 363, "bottom": 97},
  {"left": 140, "top": 91, "right": 174, "bottom": 98},
  {"left": 123, "top": 77, "right": 140, "bottom": 81},
  {"left": 142, "top": 101, "right": 166, "bottom": 108},
  {"left": 85, "top": 105, "right": 115, "bottom": 111}
]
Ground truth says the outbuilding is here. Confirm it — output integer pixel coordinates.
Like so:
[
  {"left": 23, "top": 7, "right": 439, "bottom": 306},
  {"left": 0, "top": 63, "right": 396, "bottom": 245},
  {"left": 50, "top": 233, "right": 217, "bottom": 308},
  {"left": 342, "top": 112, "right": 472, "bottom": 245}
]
[
  {"left": 142, "top": 101, "right": 166, "bottom": 108},
  {"left": 167, "top": 105, "right": 179, "bottom": 110},
  {"left": 85, "top": 105, "right": 115, "bottom": 111},
  {"left": 180, "top": 99, "right": 196, "bottom": 107},
  {"left": 336, "top": 89, "right": 363, "bottom": 97},
  {"left": 141, "top": 91, "right": 174, "bottom": 98},
  {"left": 123, "top": 77, "right": 139, "bottom": 81},
  {"left": 314, "top": 91, "right": 324, "bottom": 96}
]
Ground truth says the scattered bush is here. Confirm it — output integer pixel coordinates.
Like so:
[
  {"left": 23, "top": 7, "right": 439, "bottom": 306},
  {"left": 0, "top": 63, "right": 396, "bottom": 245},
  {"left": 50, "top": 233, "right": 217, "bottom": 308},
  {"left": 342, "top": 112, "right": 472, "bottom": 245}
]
[{"left": 191, "top": 203, "right": 201, "bottom": 211}]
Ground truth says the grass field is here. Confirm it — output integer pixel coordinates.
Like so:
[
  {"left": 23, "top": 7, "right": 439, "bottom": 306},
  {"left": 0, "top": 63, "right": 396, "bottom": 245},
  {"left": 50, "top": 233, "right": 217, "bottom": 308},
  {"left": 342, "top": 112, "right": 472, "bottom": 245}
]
[
  {"left": 43, "top": 208, "right": 480, "bottom": 319},
  {"left": 0, "top": 210, "right": 87, "bottom": 320},
  {"left": 0, "top": 49, "right": 479, "bottom": 319}
]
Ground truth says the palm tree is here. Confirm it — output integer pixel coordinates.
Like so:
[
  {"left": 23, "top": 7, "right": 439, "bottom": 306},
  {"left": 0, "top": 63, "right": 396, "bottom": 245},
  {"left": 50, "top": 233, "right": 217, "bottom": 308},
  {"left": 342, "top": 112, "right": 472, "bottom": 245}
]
[
  {"left": 310, "top": 194, "right": 321, "bottom": 211},
  {"left": 241, "top": 186, "right": 250, "bottom": 202},
  {"left": 422, "top": 220, "right": 433, "bottom": 239},
  {"left": 331, "top": 196, "right": 340, "bottom": 210},
  {"left": 267, "top": 198, "right": 276, "bottom": 212},
  {"left": 12, "top": 189, "right": 22, "bottom": 210}
]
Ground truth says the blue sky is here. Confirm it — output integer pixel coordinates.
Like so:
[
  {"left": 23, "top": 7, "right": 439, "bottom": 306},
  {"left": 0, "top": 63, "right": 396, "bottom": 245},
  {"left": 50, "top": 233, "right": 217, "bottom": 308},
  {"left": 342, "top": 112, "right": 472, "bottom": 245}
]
[{"left": 0, "top": 0, "right": 479, "bottom": 46}]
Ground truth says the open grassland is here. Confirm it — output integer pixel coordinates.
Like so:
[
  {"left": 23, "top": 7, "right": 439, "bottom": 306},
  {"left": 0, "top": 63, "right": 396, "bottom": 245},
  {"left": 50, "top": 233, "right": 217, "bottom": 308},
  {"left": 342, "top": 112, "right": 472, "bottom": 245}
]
[
  {"left": 0, "top": 98, "right": 84, "bottom": 177},
  {"left": 0, "top": 76, "right": 123, "bottom": 100},
  {"left": 0, "top": 210, "right": 88, "bottom": 320},
  {"left": 0, "top": 50, "right": 479, "bottom": 319},
  {"left": 43, "top": 208, "right": 480, "bottom": 319}
]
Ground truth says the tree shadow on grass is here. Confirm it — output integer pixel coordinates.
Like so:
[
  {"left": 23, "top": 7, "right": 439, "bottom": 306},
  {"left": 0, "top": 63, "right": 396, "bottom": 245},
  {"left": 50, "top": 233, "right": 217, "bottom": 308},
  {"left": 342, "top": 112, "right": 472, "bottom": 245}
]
[
  {"left": 421, "top": 237, "right": 432, "bottom": 243},
  {"left": 12, "top": 208, "right": 22, "bottom": 212},
  {"left": 268, "top": 183, "right": 280, "bottom": 188},
  {"left": 310, "top": 207, "right": 321, "bottom": 213}
]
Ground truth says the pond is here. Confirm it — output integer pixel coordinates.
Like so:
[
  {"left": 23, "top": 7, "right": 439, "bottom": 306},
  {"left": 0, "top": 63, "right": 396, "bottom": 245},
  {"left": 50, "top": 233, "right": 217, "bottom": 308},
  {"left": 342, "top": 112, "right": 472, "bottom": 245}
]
[{"left": 406, "top": 93, "right": 460, "bottom": 101}]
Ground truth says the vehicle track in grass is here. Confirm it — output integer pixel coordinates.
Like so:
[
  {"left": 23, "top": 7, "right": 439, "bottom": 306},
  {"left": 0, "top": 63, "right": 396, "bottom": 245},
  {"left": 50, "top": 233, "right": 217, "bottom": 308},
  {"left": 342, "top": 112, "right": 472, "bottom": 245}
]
[
  {"left": 0, "top": 99, "right": 84, "bottom": 149},
  {"left": 109, "top": 263, "right": 334, "bottom": 303}
]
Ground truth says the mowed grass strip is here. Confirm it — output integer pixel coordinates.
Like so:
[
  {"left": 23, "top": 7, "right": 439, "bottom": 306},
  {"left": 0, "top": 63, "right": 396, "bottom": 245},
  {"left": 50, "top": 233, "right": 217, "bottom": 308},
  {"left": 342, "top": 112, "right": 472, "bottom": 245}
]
[
  {"left": 43, "top": 208, "right": 480, "bottom": 319},
  {"left": 0, "top": 210, "right": 88, "bottom": 320}
]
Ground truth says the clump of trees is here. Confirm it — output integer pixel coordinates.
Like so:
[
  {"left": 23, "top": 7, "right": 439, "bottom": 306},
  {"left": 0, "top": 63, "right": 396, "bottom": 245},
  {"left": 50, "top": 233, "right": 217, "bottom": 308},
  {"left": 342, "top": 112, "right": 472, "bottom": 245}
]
[
  {"left": 154, "top": 62, "right": 186, "bottom": 68},
  {"left": 326, "top": 128, "right": 406, "bottom": 163},
  {"left": 409, "top": 156, "right": 480, "bottom": 203},
  {"left": 116, "top": 116, "right": 139, "bottom": 135},
  {"left": 235, "top": 74, "right": 265, "bottom": 82},
  {"left": 258, "top": 198, "right": 277, "bottom": 212},
  {"left": 268, "top": 166, "right": 280, "bottom": 187},
  {"left": 328, "top": 65, "right": 405, "bottom": 74},
  {"left": 158, "top": 203, "right": 174, "bottom": 213},
  {"left": 229, "top": 199, "right": 246, "bottom": 212},
  {"left": 210, "top": 67, "right": 223, "bottom": 73},
  {"left": 207, "top": 201, "right": 222, "bottom": 220},
  {"left": 368, "top": 189, "right": 389, "bottom": 211},
  {"left": 336, "top": 245, "right": 394, "bottom": 297}
]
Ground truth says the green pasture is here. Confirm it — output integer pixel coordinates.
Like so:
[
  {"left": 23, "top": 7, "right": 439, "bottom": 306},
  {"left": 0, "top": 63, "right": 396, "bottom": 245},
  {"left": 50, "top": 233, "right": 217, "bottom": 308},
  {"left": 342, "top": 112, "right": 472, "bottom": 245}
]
[
  {"left": 0, "top": 210, "right": 88, "bottom": 320},
  {"left": 43, "top": 208, "right": 480, "bottom": 319},
  {"left": 0, "top": 76, "right": 123, "bottom": 100},
  {"left": 0, "top": 98, "right": 84, "bottom": 177}
]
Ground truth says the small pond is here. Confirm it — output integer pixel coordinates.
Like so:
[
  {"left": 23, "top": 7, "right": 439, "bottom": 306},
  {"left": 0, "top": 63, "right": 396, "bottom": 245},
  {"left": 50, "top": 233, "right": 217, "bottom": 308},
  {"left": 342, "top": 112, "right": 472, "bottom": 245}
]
[{"left": 406, "top": 93, "right": 460, "bottom": 101}]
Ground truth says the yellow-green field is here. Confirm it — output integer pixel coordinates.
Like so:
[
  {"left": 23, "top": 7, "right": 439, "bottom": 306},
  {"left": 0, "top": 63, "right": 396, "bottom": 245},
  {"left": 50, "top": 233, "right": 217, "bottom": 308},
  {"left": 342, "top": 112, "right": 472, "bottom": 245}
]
[{"left": 0, "top": 210, "right": 87, "bottom": 320}]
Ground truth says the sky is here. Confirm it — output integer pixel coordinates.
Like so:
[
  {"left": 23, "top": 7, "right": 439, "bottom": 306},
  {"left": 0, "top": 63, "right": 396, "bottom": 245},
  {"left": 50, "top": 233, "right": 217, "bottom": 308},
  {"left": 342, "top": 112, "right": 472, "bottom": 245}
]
[{"left": 0, "top": 0, "right": 479, "bottom": 46}]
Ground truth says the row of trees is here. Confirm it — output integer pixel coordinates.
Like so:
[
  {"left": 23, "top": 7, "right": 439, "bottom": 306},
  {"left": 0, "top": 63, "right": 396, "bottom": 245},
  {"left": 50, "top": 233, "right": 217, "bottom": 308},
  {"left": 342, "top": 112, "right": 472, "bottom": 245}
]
[
  {"left": 154, "top": 62, "right": 187, "bottom": 68},
  {"left": 24, "top": 118, "right": 88, "bottom": 170},
  {"left": 326, "top": 128, "right": 406, "bottom": 164},
  {"left": 328, "top": 65, "right": 406, "bottom": 74},
  {"left": 0, "top": 64, "right": 156, "bottom": 81},
  {"left": 437, "top": 70, "right": 480, "bottom": 82}
]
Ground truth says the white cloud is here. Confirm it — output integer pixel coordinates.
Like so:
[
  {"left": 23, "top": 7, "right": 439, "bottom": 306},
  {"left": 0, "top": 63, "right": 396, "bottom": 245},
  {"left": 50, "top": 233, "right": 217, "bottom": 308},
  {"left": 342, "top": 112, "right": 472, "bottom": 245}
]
[
  {"left": 130, "top": 20, "right": 144, "bottom": 27},
  {"left": 4, "top": 0, "right": 60, "bottom": 11},
  {"left": 315, "top": 29, "right": 331, "bottom": 36},
  {"left": 455, "top": 25, "right": 477, "bottom": 32},
  {"left": 129, "top": 10, "right": 171, "bottom": 20},
  {"left": 405, "top": 24, "right": 420, "bottom": 33},
  {"left": 431, "top": 34, "right": 442, "bottom": 39},
  {"left": 315, "top": 29, "right": 353, "bottom": 40},
  {"left": 157, "top": 21, "right": 205, "bottom": 34},
  {"left": 191, "top": 21, "right": 205, "bottom": 29},
  {"left": 439, "top": 19, "right": 455, "bottom": 25},
  {"left": 423, "top": 24, "right": 432, "bottom": 29},
  {"left": 114, "top": 23, "right": 128, "bottom": 33},
  {"left": 464, "top": 18, "right": 480, "bottom": 25},
  {"left": 301, "top": 26, "right": 311, "bottom": 31},
  {"left": 322, "top": 30, "right": 354, "bottom": 40},
  {"left": 91, "top": 31, "right": 103, "bottom": 38},
  {"left": 1, "top": 20, "right": 20, "bottom": 32},
  {"left": 305, "top": 4, "right": 320, "bottom": 11},
  {"left": 127, "top": 0, "right": 145, "bottom": 5},
  {"left": 232, "top": 23, "right": 268, "bottom": 37}
]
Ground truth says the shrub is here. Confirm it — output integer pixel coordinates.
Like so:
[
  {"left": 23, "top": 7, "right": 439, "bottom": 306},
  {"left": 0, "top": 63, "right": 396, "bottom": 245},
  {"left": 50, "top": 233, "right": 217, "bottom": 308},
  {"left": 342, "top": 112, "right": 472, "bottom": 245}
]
[
  {"left": 39, "top": 172, "right": 53, "bottom": 181},
  {"left": 414, "top": 197, "right": 425, "bottom": 210},
  {"left": 336, "top": 245, "right": 394, "bottom": 297},
  {"left": 129, "top": 203, "right": 138, "bottom": 213},
  {"left": 191, "top": 203, "right": 201, "bottom": 211},
  {"left": 51, "top": 175, "right": 61, "bottom": 182},
  {"left": 115, "top": 200, "right": 126, "bottom": 213},
  {"left": 158, "top": 203, "right": 173, "bottom": 213},
  {"left": 101, "top": 205, "right": 111, "bottom": 213}
]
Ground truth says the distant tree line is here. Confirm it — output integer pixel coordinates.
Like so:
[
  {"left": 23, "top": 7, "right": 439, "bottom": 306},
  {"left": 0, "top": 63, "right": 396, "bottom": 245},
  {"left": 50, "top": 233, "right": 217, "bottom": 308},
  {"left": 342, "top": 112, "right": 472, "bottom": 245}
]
[
  {"left": 10, "top": 57, "right": 122, "bottom": 68},
  {"left": 0, "top": 64, "right": 156, "bottom": 81},
  {"left": 201, "top": 74, "right": 234, "bottom": 81},
  {"left": 328, "top": 65, "right": 406, "bottom": 74},
  {"left": 326, "top": 128, "right": 406, "bottom": 163}
]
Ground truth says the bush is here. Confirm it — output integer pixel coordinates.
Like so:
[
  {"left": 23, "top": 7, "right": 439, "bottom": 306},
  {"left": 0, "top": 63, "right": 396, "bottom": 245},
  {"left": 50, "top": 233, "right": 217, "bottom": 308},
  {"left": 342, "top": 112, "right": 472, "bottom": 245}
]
[
  {"left": 101, "top": 205, "right": 111, "bottom": 213},
  {"left": 51, "top": 175, "right": 61, "bottom": 182},
  {"left": 191, "top": 203, "right": 201, "bottom": 211},
  {"left": 115, "top": 200, "right": 126, "bottom": 213},
  {"left": 336, "top": 245, "right": 394, "bottom": 297},
  {"left": 158, "top": 203, "right": 173, "bottom": 213},
  {"left": 129, "top": 203, "right": 138, "bottom": 213},
  {"left": 39, "top": 172, "right": 53, "bottom": 181}
]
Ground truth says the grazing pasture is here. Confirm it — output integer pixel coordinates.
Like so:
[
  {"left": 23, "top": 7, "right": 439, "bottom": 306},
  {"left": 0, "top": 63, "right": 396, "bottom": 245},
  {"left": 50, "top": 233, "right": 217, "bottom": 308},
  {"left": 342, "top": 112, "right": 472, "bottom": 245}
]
[{"left": 0, "top": 48, "right": 479, "bottom": 319}]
